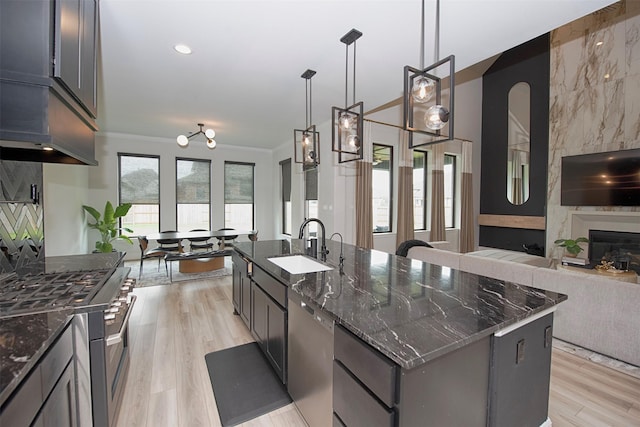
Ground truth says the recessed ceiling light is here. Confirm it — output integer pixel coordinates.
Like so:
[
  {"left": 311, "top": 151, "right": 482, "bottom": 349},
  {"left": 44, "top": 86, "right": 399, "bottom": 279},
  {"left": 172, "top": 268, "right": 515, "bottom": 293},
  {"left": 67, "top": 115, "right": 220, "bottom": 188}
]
[
  {"left": 42, "top": 146, "right": 54, "bottom": 151},
  {"left": 174, "top": 44, "right": 192, "bottom": 55},
  {"left": 596, "top": 41, "right": 603, "bottom": 46},
  {"left": 604, "top": 73, "right": 610, "bottom": 79}
]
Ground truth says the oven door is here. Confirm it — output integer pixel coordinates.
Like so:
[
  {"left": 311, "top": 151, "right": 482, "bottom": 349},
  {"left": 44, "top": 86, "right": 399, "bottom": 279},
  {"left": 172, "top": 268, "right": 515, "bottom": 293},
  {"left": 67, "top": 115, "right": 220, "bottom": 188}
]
[{"left": 91, "top": 295, "right": 136, "bottom": 427}]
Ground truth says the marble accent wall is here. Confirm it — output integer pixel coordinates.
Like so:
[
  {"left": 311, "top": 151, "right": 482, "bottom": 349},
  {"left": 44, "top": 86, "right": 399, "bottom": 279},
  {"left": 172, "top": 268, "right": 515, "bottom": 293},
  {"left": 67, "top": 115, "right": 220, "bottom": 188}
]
[{"left": 547, "top": 0, "right": 640, "bottom": 255}]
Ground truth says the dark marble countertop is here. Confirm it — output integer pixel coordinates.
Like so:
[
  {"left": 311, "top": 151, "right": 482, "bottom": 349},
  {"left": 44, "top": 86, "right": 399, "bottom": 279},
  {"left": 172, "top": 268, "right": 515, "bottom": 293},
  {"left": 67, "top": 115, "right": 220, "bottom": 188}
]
[
  {"left": 0, "top": 309, "right": 73, "bottom": 406},
  {"left": 0, "top": 252, "right": 127, "bottom": 406},
  {"left": 234, "top": 240, "right": 567, "bottom": 370}
]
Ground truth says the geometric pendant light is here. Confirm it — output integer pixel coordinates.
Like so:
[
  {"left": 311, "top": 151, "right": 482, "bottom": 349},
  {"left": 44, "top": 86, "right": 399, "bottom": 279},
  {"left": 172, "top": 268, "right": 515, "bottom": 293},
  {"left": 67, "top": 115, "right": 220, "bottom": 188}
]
[
  {"left": 294, "top": 69, "right": 320, "bottom": 169},
  {"left": 403, "top": 0, "right": 455, "bottom": 148},
  {"left": 332, "top": 28, "right": 364, "bottom": 163}
]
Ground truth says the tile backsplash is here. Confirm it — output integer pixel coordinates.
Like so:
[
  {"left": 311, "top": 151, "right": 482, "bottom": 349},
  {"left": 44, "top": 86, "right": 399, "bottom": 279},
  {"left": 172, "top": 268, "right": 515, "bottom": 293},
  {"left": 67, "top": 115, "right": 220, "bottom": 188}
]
[{"left": 0, "top": 160, "right": 44, "bottom": 274}]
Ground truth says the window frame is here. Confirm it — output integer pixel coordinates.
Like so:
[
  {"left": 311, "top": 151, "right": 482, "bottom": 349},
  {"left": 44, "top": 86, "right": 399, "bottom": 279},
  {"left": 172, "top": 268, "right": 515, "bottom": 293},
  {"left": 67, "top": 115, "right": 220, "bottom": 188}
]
[
  {"left": 223, "top": 161, "right": 255, "bottom": 230},
  {"left": 175, "top": 157, "right": 211, "bottom": 232},
  {"left": 372, "top": 143, "right": 394, "bottom": 234},
  {"left": 280, "top": 158, "right": 292, "bottom": 236},
  {"left": 118, "top": 153, "right": 161, "bottom": 237},
  {"left": 413, "top": 150, "right": 428, "bottom": 231},
  {"left": 444, "top": 153, "right": 456, "bottom": 229}
]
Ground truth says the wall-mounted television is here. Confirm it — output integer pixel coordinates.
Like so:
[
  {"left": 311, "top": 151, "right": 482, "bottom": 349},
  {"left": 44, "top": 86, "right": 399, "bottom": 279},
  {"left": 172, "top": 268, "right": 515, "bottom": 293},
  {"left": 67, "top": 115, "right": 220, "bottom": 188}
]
[{"left": 561, "top": 148, "right": 640, "bottom": 206}]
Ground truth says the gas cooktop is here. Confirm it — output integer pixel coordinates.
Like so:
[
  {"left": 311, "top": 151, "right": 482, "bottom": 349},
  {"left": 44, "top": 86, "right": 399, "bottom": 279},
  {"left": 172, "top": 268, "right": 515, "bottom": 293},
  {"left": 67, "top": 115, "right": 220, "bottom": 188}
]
[{"left": 0, "top": 269, "right": 113, "bottom": 316}]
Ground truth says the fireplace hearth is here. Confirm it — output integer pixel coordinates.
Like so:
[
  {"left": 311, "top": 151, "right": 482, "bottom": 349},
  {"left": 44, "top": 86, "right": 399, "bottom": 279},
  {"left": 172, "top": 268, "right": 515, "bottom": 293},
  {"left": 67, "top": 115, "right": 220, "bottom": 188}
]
[{"left": 588, "top": 230, "right": 640, "bottom": 274}]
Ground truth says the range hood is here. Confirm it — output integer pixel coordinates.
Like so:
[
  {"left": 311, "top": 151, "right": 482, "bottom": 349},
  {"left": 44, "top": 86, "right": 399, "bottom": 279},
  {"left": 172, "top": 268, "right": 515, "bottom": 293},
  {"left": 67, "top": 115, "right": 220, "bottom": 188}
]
[{"left": 0, "top": 80, "right": 98, "bottom": 166}]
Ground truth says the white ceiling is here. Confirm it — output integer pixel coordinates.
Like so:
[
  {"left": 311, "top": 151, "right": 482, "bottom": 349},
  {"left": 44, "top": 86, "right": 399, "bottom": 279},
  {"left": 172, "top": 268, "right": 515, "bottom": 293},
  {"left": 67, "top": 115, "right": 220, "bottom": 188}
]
[{"left": 97, "top": 0, "right": 617, "bottom": 150}]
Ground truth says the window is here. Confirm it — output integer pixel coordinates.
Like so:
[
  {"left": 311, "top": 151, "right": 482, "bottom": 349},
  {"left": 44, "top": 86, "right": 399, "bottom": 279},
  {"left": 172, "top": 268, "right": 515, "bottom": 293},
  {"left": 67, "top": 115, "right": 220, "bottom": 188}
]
[
  {"left": 444, "top": 154, "right": 456, "bottom": 228},
  {"left": 413, "top": 151, "right": 428, "bottom": 230},
  {"left": 372, "top": 144, "right": 393, "bottom": 233},
  {"left": 305, "top": 167, "right": 318, "bottom": 237},
  {"left": 224, "top": 162, "right": 254, "bottom": 230},
  {"left": 119, "top": 154, "right": 160, "bottom": 236},
  {"left": 281, "top": 159, "right": 292, "bottom": 235},
  {"left": 176, "top": 158, "right": 210, "bottom": 231}
]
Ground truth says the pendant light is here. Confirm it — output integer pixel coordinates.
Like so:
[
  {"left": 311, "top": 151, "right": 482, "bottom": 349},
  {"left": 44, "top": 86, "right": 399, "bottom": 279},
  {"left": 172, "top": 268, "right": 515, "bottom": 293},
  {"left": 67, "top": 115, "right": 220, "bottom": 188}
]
[
  {"left": 177, "top": 123, "right": 217, "bottom": 149},
  {"left": 332, "top": 28, "right": 364, "bottom": 163},
  {"left": 403, "top": 0, "right": 455, "bottom": 148},
  {"left": 294, "top": 69, "right": 320, "bottom": 169}
]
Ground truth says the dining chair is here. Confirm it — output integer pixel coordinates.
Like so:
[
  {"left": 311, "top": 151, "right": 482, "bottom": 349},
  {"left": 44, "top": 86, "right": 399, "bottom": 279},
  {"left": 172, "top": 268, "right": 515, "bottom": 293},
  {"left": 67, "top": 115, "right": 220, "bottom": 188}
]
[
  {"left": 157, "top": 230, "right": 182, "bottom": 253},
  {"left": 216, "top": 228, "right": 238, "bottom": 249},
  {"left": 188, "top": 229, "right": 214, "bottom": 251},
  {"left": 137, "top": 236, "right": 170, "bottom": 279}
]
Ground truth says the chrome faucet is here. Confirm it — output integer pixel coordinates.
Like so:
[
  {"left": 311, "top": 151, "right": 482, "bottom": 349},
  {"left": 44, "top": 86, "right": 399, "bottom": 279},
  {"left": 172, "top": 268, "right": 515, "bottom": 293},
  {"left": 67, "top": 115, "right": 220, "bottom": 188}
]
[
  {"left": 330, "top": 232, "right": 345, "bottom": 273},
  {"left": 298, "top": 218, "right": 328, "bottom": 261}
]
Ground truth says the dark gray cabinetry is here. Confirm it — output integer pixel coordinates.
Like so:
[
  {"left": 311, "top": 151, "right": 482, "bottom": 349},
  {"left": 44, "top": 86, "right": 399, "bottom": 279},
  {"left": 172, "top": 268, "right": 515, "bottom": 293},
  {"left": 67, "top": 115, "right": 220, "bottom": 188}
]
[
  {"left": 488, "top": 313, "right": 554, "bottom": 427},
  {"left": 0, "top": 0, "right": 98, "bottom": 164},
  {"left": 54, "top": 0, "right": 98, "bottom": 117},
  {"left": 231, "top": 252, "right": 251, "bottom": 328},
  {"left": 250, "top": 265, "right": 287, "bottom": 384},
  {"left": 333, "top": 324, "right": 490, "bottom": 427},
  {"left": 0, "top": 324, "right": 76, "bottom": 427}
]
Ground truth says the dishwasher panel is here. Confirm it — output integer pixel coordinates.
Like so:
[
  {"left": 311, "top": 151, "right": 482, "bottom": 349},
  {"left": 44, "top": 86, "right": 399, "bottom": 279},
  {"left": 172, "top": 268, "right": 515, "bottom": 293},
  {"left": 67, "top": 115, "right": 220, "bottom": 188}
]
[{"left": 287, "top": 295, "right": 334, "bottom": 427}]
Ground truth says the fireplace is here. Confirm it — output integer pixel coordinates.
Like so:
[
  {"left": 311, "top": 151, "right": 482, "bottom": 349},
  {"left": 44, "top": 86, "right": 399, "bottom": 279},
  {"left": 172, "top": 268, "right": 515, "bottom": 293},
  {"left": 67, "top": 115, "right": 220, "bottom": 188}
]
[{"left": 588, "top": 230, "right": 640, "bottom": 274}]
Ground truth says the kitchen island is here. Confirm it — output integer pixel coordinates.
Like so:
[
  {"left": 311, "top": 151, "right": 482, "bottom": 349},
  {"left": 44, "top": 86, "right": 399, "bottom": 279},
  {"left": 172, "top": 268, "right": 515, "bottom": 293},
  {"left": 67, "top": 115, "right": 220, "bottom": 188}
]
[{"left": 233, "top": 239, "right": 567, "bottom": 427}]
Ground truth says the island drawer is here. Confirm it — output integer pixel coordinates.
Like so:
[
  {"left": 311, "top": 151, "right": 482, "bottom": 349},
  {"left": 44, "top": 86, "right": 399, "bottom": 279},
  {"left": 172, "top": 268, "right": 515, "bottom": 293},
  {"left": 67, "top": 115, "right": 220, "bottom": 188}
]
[
  {"left": 334, "top": 324, "right": 397, "bottom": 407},
  {"left": 333, "top": 360, "right": 396, "bottom": 427},
  {"left": 252, "top": 264, "right": 286, "bottom": 307}
]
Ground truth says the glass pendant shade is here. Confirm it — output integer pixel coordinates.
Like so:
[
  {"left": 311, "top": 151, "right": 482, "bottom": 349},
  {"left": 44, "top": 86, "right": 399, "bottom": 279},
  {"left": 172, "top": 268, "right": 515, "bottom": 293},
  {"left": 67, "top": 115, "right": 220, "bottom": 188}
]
[
  {"left": 206, "top": 139, "right": 217, "bottom": 149},
  {"left": 204, "top": 128, "right": 215, "bottom": 139},
  {"left": 403, "top": 56, "right": 455, "bottom": 148},
  {"left": 339, "top": 113, "right": 354, "bottom": 130},
  {"left": 424, "top": 105, "right": 449, "bottom": 130},
  {"left": 411, "top": 76, "right": 435, "bottom": 103},
  {"left": 346, "top": 134, "right": 360, "bottom": 150},
  {"left": 294, "top": 126, "right": 320, "bottom": 168},
  {"left": 177, "top": 134, "right": 189, "bottom": 146}
]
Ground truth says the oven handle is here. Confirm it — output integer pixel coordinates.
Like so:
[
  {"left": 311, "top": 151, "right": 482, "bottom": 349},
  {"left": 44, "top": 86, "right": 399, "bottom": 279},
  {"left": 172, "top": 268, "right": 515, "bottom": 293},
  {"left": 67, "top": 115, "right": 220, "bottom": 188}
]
[{"left": 106, "top": 294, "right": 137, "bottom": 347}]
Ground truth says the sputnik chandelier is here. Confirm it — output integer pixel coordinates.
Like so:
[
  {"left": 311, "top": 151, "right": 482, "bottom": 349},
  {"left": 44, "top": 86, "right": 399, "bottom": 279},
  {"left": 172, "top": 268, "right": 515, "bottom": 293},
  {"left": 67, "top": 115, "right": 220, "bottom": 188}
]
[{"left": 176, "top": 123, "right": 217, "bottom": 149}]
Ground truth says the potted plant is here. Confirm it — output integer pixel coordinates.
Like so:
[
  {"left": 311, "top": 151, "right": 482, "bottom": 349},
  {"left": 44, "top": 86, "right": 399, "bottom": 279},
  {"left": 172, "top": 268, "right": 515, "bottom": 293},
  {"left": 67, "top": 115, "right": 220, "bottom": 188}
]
[
  {"left": 82, "top": 202, "right": 133, "bottom": 253},
  {"left": 554, "top": 237, "right": 589, "bottom": 257}
]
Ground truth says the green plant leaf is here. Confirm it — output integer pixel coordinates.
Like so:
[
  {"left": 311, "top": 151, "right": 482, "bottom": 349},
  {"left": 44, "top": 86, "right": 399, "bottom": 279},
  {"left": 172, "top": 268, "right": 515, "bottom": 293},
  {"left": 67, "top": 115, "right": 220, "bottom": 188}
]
[
  {"left": 114, "top": 203, "right": 132, "bottom": 218},
  {"left": 82, "top": 205, "right": 101, "bottom": 221}
]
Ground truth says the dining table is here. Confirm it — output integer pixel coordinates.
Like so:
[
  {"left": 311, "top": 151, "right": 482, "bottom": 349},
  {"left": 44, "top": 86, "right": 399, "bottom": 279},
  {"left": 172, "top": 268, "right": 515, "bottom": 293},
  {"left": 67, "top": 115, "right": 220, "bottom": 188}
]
[
  {"left": 145, "top": 229, "right": 256, "bottom": 277},
  {"left": 145, "top": 229, "right": 256, "bottom": 242}
]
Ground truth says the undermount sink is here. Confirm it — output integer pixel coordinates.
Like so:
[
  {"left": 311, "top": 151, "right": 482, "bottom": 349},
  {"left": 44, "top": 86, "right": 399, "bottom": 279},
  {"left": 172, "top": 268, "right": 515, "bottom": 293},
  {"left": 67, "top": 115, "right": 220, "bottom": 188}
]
[{"left": 267, "top": 255, "right": 333, "bottom": 275}]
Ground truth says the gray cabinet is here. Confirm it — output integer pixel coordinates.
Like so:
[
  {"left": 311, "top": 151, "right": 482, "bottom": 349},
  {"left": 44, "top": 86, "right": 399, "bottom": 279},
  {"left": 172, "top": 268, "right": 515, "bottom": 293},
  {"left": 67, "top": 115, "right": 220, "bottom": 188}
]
[
  {"left": 0, "top": 0, "right": 98, "bottom": 164},
  {"left": 53, "top": 0, "right": 97, "bottom": 117},
  {"left": 251, "top": 281, "right": 287, "bottom": 383},
  {"left": 333, "top": 324, "right": 490, "bottom": 427},
  {"left": 488, "top": 313, "right": 554, "bottom": 427},
  {"left": 0, "top": 323, "right": 76, "bottom": 427},
  {"left": 249, "top": 264, "right": 287, "bottom": 384},
  {"left": 231, "top": 252, "right": 251, "bottom": 328}
]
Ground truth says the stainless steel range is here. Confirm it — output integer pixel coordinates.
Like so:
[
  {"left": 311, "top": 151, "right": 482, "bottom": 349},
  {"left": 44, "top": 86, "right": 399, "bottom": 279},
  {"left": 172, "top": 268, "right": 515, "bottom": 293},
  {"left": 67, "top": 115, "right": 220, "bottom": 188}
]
[{"left": 0, "top": 264, "right": 136, "bottom": 427}]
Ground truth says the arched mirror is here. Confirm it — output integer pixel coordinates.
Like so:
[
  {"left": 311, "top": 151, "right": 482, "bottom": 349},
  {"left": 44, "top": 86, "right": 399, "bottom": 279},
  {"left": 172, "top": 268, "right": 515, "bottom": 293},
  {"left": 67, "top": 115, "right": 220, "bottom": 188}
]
[{"left": 507, "top": 82, "right": 531, "bottom": 205}]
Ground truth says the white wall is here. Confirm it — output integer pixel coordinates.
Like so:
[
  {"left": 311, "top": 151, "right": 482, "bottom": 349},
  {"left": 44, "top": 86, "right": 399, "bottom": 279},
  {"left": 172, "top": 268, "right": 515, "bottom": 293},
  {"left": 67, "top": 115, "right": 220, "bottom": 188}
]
[{"left": 42, "top": 163, "right": 90, "bottom": 256}]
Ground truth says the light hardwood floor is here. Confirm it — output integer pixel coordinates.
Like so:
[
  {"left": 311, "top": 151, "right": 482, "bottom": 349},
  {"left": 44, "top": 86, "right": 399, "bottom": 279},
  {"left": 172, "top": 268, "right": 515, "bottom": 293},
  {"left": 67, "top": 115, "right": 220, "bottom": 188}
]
[{"left": 116, "top": 275, "right": 640, "bottom": 427}]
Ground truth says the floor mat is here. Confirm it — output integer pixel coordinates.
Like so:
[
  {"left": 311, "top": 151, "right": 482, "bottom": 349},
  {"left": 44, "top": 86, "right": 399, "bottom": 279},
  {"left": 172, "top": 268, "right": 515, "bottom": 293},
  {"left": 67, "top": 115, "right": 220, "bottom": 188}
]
[{"left": 205, "top": 342, "right": 292, "bottom": 426}]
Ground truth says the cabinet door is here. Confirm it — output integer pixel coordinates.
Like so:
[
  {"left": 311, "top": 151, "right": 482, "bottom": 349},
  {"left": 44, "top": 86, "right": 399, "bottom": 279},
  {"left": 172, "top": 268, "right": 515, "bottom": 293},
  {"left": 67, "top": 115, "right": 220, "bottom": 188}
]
[
  {"left": 79, "top": 0, "right": 97, "bottom": 116},
  {"left": 265, "top": 298, "right": 286, "bottom": 383},
  {"left": 35, "top": 361, "right": 77, "bottom": 427},
  {"left": 231, "top": 259, "right": 241, "bottom": 314},
  {"left": 240, "top": 277, "right": 251, "bottom": 327},
  {"left": 54, "top": 0, "right": 81, "bottom": 95},
  {"left": 251, "top": 283, "right": 267, "bottom": 348},
  {"left": 54, "top": 0, "right": 97, "bottom": 117}
]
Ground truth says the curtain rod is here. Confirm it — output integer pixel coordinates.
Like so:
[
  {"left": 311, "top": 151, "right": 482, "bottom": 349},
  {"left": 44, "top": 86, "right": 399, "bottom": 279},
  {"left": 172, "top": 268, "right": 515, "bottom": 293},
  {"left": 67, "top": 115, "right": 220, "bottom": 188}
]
[{"left": 362, "top": 118, "right": 472, "bottom": 143}]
